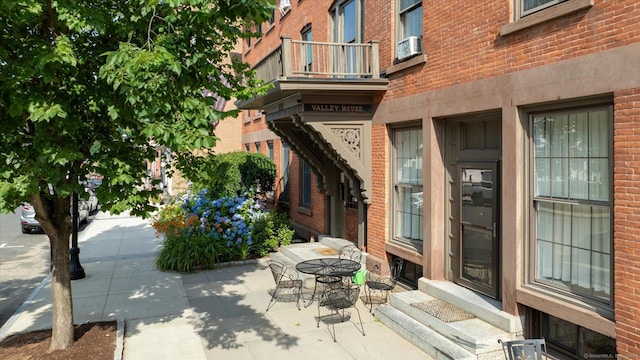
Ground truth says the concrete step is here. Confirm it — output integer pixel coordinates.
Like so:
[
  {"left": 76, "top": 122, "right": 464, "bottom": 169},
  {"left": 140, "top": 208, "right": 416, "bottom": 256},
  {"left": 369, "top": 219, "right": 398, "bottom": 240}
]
[
  {"left": 388, "top": 291, "right": 512, "bottom": 358},
  {"left": 375, "top": 305, "right": 476, "bottom": 360},
  {"left": 271, "top": 239, "right": 517, "bottom": 359},
  {"left": 419, "top": 279, "right": 522, "bottom": 334}
]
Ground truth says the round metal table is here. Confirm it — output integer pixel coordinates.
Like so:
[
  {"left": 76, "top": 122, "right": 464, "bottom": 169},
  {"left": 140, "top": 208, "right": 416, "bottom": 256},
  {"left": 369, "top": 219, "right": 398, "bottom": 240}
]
[
  {"left": 296, "top": 258, "right": 361, "bottom": 306},
  {"left": 296, "top": 258, "right": 361, "bottom": 277}
]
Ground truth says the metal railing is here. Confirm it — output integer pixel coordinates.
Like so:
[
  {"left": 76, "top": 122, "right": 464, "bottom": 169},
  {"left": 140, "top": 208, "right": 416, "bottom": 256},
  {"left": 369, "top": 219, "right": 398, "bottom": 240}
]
[{"left": 252, "top": 36, "right": 380, "bottom": 83}]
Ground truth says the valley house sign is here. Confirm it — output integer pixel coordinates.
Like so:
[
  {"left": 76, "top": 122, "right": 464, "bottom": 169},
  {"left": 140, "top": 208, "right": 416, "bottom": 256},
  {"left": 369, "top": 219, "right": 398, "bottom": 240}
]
[{"left": 304, "top": 103, "right": 372, "bottom": 113}]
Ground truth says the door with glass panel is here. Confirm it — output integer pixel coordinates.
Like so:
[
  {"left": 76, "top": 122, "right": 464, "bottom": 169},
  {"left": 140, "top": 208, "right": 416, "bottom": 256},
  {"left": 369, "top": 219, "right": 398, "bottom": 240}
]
[{"left": 457, "top": 163, "right": 499, "bottom": 298}]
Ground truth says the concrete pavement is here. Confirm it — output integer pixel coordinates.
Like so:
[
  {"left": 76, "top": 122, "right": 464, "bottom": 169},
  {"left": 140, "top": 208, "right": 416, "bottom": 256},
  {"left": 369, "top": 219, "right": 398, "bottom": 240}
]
[{"left": 0, "top": 211, "right": 432, "bottom": 359}]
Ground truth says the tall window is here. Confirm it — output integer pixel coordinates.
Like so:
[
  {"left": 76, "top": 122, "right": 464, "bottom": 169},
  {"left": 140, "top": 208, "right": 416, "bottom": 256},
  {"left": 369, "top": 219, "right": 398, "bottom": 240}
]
[
  {"left": 522, "top": 0, "right": 566, "bottom": 16},
  {"left": 399, "top": 0, "right": 422, "bottom": 40},
  {"left": 245, "top": 26, "right": 251, "bottom": 48},
  {"left": 281, "top": 143, "right": 290, "bottom": 202},
  {"left": 301, "top": 25, "right": 312, "bottom": 73},
  {"left": 532, "top": 106, "right": 611, "bottom": 304},
  {"left": 300, "top": 161, "right": 312, "bottom": 208},
  {"left": 268, "top": 9, "right": 275, "bottom": 26},
  {"left": 393, "top": 127, "right": 423, "bottom": 246},
  {"left": 267, "top": 141, "right": 274, "bottom": 160},
  {"left": 331, "top": 0, "right": 363, "bottom": 76},
  {"left": 255, "top": 142, "right": 261, "bottom": 153}
]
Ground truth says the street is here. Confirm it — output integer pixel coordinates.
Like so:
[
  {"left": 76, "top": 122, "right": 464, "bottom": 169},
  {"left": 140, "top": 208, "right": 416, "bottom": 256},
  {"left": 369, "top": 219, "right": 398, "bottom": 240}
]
[
  {"left": 0, "top": 208, "right": 50, "bottom": 328},
  {"left": 0, "top": 207, "right": 94, "bottom": 328}
]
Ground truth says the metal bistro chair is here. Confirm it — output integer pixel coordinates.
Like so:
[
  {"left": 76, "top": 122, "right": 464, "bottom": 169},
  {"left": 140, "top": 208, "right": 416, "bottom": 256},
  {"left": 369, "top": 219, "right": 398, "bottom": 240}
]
[
  {"left": 316, "top": 285, "right": 365, "bottom": 342},
  {"left": 338, "top": 244, "right": 364, "bottom": 286},
  {"left": 338, "top": 244, "right": 363, "bottom": 263},
  {"left": 266, "top": 260, "right": 303, "bottom": 311},
  {"left": 364, "top": 257, "right": 403, "bottom": 312},
  {"left": 498, "top": 338, "right": 548, "bottom": 360}
]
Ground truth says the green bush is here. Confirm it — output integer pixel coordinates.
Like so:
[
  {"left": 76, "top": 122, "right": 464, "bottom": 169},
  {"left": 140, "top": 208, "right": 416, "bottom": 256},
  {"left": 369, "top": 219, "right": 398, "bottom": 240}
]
[
  {"left": 155, "top": 231, "right": 218, "bottom": 272},
  {"left": 187, "top": 151, "right": 276, "bottom": 197},
  {"left": 153, "top": 189, "right": 294, "bottom": 272}
]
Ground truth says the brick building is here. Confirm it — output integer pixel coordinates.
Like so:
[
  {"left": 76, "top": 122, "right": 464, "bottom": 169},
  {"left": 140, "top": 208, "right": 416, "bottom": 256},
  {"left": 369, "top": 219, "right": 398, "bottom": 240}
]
[{"left": 238, "top": 1, "right": 640, "bottom": 358}]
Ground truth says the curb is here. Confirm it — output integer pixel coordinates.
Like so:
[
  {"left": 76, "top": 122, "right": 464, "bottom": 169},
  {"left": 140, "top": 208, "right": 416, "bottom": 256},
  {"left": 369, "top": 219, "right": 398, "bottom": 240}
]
[
  {"left": 114, "top": 318, "right": 125, "bottom": 360},
  {"left": 0, "top": 273, "right": 52, "bottom": 341}
]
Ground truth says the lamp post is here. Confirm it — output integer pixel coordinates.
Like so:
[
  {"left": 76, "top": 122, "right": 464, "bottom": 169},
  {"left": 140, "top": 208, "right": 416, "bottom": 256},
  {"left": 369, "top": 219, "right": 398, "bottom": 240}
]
[{"left": 70, "top": 191, "right": 85, "bottom": 280}]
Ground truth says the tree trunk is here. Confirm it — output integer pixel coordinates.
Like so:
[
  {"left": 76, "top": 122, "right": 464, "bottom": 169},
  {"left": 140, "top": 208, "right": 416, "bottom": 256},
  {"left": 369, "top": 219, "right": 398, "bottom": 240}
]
[
  {"left": 49, "top": 225, "right": 74, "bottom": 350},
  {"left": 30, "top": 194, "right": 75, "bottom": 350}
]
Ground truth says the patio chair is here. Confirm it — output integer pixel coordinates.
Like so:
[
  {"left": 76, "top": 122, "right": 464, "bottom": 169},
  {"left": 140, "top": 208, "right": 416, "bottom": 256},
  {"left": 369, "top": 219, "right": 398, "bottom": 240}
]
[
  {"left": 338, "top": 244, "right": 363, "bottom": 264},
  {"left": 338, "top": 244, "right": 363, "bottom": 286},
  {"left": 498, "top": 338, "right": 548, "bottom": 360},
  {"left": 266, "top": 260, "right": 303, "bottom": 311},
  {"left": 316, "top": 285, "right": 365, "bottom": 342},
  {"left": 364, "top": 257, "right": 403, "bottom": 312}
]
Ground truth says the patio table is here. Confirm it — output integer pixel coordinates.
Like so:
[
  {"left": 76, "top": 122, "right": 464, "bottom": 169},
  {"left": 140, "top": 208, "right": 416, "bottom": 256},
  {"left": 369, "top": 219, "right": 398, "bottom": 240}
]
[{"left": 296, "top": 258, "right": 361, "bottom": 306}]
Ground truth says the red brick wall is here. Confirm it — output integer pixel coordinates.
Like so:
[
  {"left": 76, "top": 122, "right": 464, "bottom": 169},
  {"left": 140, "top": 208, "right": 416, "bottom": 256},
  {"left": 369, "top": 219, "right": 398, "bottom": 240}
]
[
  {"left": 287, "top": 154, "right": 326, "bottom": 237},
  {"left": 382, "top": 1, "right": 640, "bottom": 100},
  {"left": 242, "top": 1, "right": 336, "bottom": 238},
  {"left": 367, "top": 124, "right": 390, "bottom": 259},
  {"left": 244, "top": 0, "right": 333, "bottom": 66},
  {"left": 614, "top": 87, "right": 640, "bottom": 358}
]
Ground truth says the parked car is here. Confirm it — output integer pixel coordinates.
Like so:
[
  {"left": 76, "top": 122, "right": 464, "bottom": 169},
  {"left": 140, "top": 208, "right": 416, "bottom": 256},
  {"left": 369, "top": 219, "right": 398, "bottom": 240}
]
[
  {"left": 21, "top": 200, "right": 89, "bottom": 234},
  {"left": 84, "top": 188, "right": 99, "bottom": 214}
]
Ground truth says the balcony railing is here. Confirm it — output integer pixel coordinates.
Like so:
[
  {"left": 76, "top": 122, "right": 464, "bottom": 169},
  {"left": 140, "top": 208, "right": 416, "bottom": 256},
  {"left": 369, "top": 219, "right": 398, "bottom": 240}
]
[{"left": 252, "top": 36, "right": 380, "bottom": 83}]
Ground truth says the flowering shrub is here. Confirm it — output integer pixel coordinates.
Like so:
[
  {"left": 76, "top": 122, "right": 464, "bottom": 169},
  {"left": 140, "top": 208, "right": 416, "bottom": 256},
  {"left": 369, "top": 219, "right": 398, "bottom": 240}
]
[{"left": 153, "top": 189, "right": 293, "bottom": 272}]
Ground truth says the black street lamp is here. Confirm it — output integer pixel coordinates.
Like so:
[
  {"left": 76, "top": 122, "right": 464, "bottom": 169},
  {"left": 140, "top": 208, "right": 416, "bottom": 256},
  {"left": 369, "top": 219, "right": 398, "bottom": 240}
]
[{"left": 70, "top": 191, "right": 85, "bottom": 280}]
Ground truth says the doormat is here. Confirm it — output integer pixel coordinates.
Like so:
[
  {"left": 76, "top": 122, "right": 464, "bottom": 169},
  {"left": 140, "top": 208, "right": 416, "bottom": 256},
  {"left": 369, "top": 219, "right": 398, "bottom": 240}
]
[
  {"left": 410, "top": 299, "right": 476, "bottom": 323},
  {"left": 315, "top": 247, "right": 339, "bottom": 256}
]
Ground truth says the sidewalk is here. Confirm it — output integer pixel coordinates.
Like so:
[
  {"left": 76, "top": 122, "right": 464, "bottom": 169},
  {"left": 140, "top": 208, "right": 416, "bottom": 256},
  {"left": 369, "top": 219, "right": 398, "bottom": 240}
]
[{"left": 0, "top": 212, "right": 432, "bottom": 360}]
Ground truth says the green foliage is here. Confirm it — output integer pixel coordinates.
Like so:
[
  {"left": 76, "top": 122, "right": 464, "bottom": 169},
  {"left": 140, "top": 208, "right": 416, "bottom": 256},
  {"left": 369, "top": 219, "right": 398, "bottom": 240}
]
[
  {"left": 251, "top": 211, "right": 295, "bottom": 257},
  {"left": 153, "top": 189, "right": 294, "bottom": 272},
  {"left": 0, "top": 0, "right": 275, "bottom": 347},
  {"left": 155, "top": 231, "right": 218, "bottom": 272},
  {"left": 186, "top": 151, "right": 276, "bottom": 197},
  {"left": 0, "top": 0, "right": 274, "bottom": 216}
]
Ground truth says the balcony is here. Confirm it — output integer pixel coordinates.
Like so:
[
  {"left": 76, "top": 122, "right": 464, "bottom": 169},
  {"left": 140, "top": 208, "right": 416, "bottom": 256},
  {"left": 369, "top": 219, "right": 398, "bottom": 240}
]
[
  {"left": 239, "top": 36, "right": 388, "bottom": 109},
  {"left": 237, "top": 36, "right": 388, "bottom": 224}
]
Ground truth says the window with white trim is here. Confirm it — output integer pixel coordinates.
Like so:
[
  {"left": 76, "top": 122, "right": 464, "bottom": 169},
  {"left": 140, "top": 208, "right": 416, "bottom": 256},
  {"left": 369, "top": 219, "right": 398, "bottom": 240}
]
[
  {"left": 393, "top": 127, "right": 423, "bottom": 246},
  {"left": 532, "top": 106, "right": 612, "bottom": 304}
]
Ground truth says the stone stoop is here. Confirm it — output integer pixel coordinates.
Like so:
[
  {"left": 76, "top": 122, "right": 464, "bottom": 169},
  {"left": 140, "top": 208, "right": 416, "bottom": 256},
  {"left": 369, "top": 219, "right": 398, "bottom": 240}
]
[
  {"left": 374, "top": 279, "right": 523, "bottom": 360},
  {"left": 374, "top": 305, "right": 476, "bottom": 360},
  {"left": 269, "top": 239, "right": 522, "bottom": 359},
  {"left": 418, "top": 279, "right": 522, "bottom": 335}
]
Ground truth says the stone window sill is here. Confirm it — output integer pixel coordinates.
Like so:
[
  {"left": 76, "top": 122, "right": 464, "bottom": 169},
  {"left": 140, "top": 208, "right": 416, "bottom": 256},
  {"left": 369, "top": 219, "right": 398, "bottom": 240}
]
[
  {"left": 516, "top": 285, "right": 614, "bottom": 337},
  {"left": 386, "top": 54, "right": 428, "bottom": 76}
]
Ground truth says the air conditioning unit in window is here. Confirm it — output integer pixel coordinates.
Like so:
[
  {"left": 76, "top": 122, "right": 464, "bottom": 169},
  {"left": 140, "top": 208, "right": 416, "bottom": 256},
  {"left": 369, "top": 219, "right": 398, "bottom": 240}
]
[
  {"left": 279, "top": 0, "right": 291, "bottom": 15},
  {"left": 397, "top": 36, "right": 422, "bottom": 61}
]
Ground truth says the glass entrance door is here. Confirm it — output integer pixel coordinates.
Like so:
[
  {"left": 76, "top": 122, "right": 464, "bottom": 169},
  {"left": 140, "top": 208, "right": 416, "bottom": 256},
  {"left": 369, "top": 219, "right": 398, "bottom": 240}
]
[{"left": 457, "top": 163, "right": 499, "bottom": 298}]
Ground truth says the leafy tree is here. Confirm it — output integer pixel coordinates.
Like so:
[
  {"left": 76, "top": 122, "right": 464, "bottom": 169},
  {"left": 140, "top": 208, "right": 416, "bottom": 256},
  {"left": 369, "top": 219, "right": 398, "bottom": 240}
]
[
  {"left": 187, "top": 151, "right": 276, "bottom": 196},
  {"left": 0, "top": 0, "right": 272, "bottom": 350}
]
